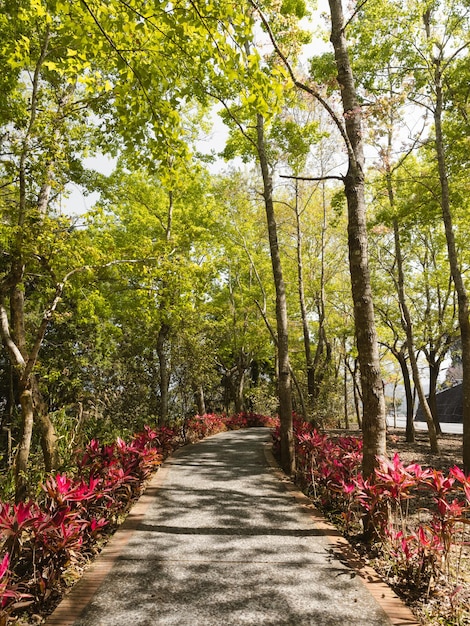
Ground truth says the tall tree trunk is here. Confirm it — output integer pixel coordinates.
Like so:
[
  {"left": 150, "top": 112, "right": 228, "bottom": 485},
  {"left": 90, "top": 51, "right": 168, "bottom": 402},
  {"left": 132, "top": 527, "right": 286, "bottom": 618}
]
[
  {"left": 4, "top": 288, "right": 60, "bottom": 500},
  {"left": 234, "top": 359, "right": 245, "bottom": 414},
  {"left": 2, "top": 293, "right": 35, "bottom": 500},
  {"left": 156, "top": 322, "right": 171, "bottom": 423},
  {"left": 395, "top": 349, "right": 415, "bottom": 443},
  {"left": 31, "top": 376, "right": 59, "bottom": 472},
  {"left": 382, "top": 102, "right": 441, "bottom": 447},
  {"left": 193, "top": 385, "right": 206, "bottom": 416},
  {"left": 420, "top": 9, "right": 470, "bottom": 468},
  {"left": 433, "top": 67, "right": 470, "bottom": 469},
  {"left": 0, "top": 25, "right": 62, "bottom": 499},
  {"left": 311, "top": 181, "right": 331, "bottom": 409},
  {"left": 155, "top": 189, "right": 176, "bottom": 424},
  {"left": 428, "top": 356, "right": 442, "bottom": 436},
  {"left": 293, "top": 180, "right": 319, "bottom": 426},
  {"left": 294, "top": 181, "right": 314, "bottom": 408},
  {"left": 328, "top": 0, "right": 386, "bottom": 477},
  {"left": 15, "top": 388, "right": 34, "bottom": 502},
  {"left": 352, "top": 360, "right": 362, "bottom": 429},
  {"left": 393, "top": 218, "right": 439, "bottom": 453},
  {"left": 255, "top": 298, "right": 308, "bottom": 422},
  {"left": 383, "top": 129, "right": 430, "bottom": 446},
  {"left": 256, "top": 113, "right": 294, "bottom": 474},
  {"left": 343, "top": 354, "right": 349, "bottom": 429}
]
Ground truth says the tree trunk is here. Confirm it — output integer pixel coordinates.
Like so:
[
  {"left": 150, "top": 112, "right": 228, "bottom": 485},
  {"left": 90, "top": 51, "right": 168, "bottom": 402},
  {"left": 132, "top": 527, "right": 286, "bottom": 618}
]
[
  {"left": 193, "top": 385, "right": 206, "bottom": 416},
  {"left": 433, "top": 68, "right": 470, "bottom": 468},
  {"left": 419, "top": 8, "right": 470, "bottom": 467},
  {"left": 14, "top": 388, "right": 34, "bottom": 502},
  {"left": 294, "top": 181, "right": 315, "bottom": 412},
  {"left": 234, "top": 363, "right": 245, "bottom": 414},
  {"left": 31, "top": 375, "right": 59, "bottom": 472},
  {"left": 256, "top": 113, "right": 294, "bottom": 474},
  {"left": 311, "top": 181, "right": 331, "bottom": 409},
  {"left": 393, "top": 217, "right": 439, "bottom": 453},
  {"left": 352, "top": 363, "right": 362, "bottom": 429},
  {"left": 382, "top": 108, "right": 440, "bottom": 448},
  {"left": 0, "top": 26, "right": 62, "bottom": 498},
  {"left": 428, "top": 356, "right": 443, "bottom": 436},
  {"left": 156, "top": 322, "right": 171, "bottom": 423},
  {"left": 4, "top": 286, "right": 60, "bottom": 497},
  {"left": 396, "top": 349, "right": 415, "bottom": 443},
  {"left": 328, "top": 0, "right": 386, "bottom": 477},
  {"left": 8, "top": 295, "right": 60, "bottom": 492}
]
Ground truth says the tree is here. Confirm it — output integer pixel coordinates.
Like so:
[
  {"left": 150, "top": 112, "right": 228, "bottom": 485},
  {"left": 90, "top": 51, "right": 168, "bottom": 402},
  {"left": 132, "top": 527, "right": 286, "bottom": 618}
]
[
  {"left": 254, "top": 112, "right": 294, "bottom": 472},
  {"left": 170, "top": 0, "right": 308, "bottom": 473},
  {"left": 422, "top": 4, "right": 470, "bottom": 469},
  {"left": 89, "top": 160, "right": 223, "bottom": 420},
  {"left": 326, "top": 0, "right": 387, "bottom": 476},
  {"left": 349, "top": 0, "right": 470, "bottom": 467},
  {"left": 209, "top": 172, "right": 276, "bottom": 416},
  {"left": 0, "top": 5, "right": 95, "bottom": 497},
  {"left": 252, "top": 0, "right": 387, "bottom": 476},
  {"left": 372, "top": 126, "right": 440, "bottom": 451},
  {"left": 274, "top": 101, "right": 331, "bottom": 422},
  {"left": 0, "top": 0, "right": 224, "bottom": 495}
]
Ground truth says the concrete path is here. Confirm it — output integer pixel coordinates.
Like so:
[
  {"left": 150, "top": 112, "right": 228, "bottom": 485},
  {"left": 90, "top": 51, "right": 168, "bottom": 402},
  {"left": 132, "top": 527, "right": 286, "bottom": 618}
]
[{"left": 46, "top": 428, "right": 419, "bottom": 626}]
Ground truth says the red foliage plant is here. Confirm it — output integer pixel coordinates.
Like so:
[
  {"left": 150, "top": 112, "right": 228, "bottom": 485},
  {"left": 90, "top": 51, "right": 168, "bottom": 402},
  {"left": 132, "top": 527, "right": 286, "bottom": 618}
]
[{"left": 277, "top": 418, "right": 470, "bottom": 590}]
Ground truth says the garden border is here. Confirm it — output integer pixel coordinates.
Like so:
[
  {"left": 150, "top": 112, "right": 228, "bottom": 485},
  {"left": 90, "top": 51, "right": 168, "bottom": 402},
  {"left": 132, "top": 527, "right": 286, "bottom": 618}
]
[
  {"left": 45, "top": 433, "right": 420, "bottom": 626},
  {"left": 263, "top": 443, "right": 420, "bottom": 626},
  {"left": 43, "top": 460, "right": 174, "bottom": 626}
]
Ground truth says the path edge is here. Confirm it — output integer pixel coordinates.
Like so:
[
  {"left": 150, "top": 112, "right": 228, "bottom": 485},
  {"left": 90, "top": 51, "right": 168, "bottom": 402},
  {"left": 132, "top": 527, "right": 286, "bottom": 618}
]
[
  {"left": 43, "top": 447, "right": 185, "bottom": 626},
  {"left": 263, "top": 443, "right": 421, "bottom": 626}
]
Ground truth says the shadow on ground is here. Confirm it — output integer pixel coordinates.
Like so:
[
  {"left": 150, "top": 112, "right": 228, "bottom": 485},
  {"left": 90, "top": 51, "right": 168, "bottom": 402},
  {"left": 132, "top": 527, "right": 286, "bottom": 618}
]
[{"left": 65, "top": 429, "right": 395, "bottom": 626}]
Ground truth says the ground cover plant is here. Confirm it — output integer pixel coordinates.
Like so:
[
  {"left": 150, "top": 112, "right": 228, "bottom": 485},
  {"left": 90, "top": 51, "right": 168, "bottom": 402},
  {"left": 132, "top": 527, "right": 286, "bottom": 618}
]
[
  {"left": 0, "top": 412, "right": 275, "bottom": 624},
  {"left": 272, "top": 419, "right": 470, "bottom": 625}
]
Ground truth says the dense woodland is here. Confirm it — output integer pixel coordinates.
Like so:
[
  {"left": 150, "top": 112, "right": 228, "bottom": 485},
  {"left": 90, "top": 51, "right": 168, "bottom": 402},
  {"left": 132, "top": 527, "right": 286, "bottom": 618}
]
[{"left": 1, "top": 0, "right": 470, "bottom": 500}]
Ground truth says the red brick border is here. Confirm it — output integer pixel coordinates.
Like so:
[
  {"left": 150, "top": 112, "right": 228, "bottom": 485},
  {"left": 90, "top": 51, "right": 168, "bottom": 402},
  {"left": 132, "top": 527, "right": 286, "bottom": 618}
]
[{"left": 44, "top": 463, "right": 172, "bottom": 626}]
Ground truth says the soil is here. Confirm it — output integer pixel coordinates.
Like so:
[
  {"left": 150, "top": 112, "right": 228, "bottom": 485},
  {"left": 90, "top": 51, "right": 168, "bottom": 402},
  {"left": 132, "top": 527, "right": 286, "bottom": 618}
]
[{"left": 386, "top": 428, "right": 463, "bottom": 474}]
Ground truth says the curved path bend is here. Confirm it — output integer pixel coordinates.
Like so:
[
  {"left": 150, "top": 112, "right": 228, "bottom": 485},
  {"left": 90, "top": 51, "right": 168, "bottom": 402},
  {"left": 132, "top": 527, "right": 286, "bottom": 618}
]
[{"left": 45, "top": 428, "right": 419, "bottom": 626}]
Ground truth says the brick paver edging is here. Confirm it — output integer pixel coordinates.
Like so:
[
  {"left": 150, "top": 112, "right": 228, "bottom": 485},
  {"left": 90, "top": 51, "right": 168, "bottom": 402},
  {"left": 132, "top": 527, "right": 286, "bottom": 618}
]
[
  {"left": 44, "top": 460, "right": 174, "bottom": 626},
  {"left": 263, "top": 444, "right": 421, "bottom": 626}
]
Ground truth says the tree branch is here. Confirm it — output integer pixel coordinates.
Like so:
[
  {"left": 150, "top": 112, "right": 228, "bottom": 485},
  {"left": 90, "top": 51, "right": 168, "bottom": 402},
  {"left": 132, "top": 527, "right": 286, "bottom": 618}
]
[
  {"left": 280, "top": 173, "right": 344, "bottom": 182},
  {"left": 0, "top": 301, "right": 26, "bottom": 369},
  {"left": 249, "top": 0, "right": 352, "bottom": 155}
]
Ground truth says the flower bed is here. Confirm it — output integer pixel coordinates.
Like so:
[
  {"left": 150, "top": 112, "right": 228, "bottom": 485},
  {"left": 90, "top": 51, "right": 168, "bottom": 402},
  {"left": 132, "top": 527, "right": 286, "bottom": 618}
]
[{"left": 273, "top": 418, "right": 470, "bottom": 623}]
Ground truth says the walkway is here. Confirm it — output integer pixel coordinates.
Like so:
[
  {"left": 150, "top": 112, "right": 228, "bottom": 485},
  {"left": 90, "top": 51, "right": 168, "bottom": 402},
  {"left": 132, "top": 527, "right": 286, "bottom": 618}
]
[{"left": 45, "top": 428, "right": 418, "bottom": 626}]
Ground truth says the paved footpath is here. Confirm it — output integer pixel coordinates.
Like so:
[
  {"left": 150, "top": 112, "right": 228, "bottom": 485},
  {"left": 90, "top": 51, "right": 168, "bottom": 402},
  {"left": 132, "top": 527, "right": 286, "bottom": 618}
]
[{"left": 46, "top": 428, "right": 419, "bottom": 626}]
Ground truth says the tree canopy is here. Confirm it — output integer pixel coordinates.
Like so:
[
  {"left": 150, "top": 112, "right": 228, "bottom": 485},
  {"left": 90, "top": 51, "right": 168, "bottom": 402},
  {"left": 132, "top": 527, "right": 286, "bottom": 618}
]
[{"left": 1, "top": 0, "right": 470, "bottom": 494}]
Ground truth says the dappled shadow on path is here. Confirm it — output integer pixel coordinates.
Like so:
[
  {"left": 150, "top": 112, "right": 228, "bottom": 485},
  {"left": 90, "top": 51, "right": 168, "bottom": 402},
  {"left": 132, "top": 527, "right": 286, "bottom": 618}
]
[
  {"left": 136, "top": 522, "right": 325, "bottom": 537},
  {"left": 71, "top": 428, "right": 392, "bottom": 626}
]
